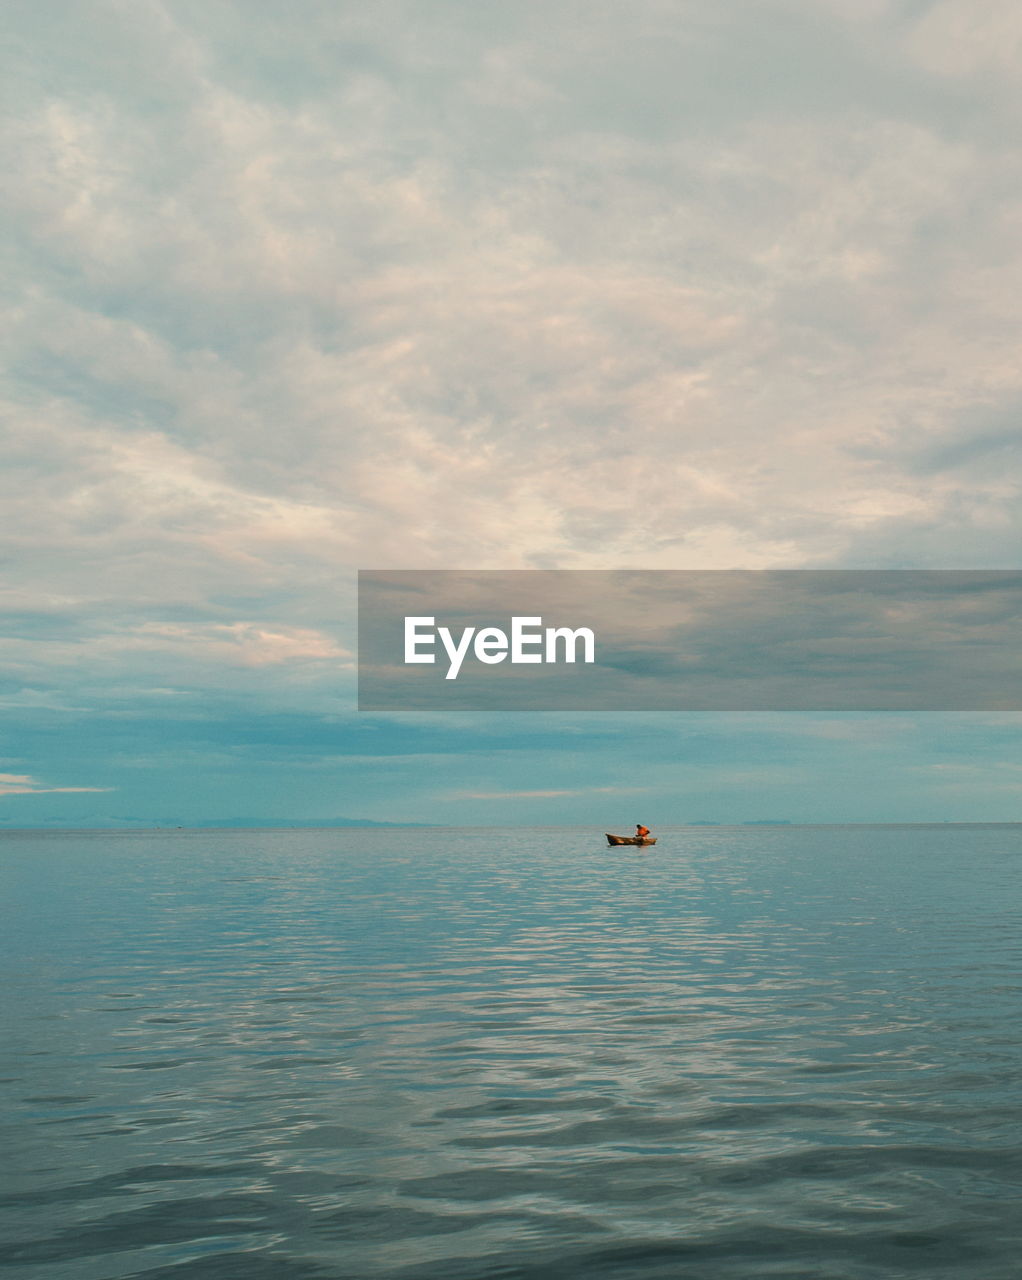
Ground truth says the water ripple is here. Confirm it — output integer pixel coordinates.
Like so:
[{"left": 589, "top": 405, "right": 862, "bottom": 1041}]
[{"left": 1, "top": 825, "right": 1020, "bottom": 1278}]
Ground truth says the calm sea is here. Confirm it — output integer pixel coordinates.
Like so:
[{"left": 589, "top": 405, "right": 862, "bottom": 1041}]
[{"left": 1, "top": 825, "right": 1019, "bottom": 1280}]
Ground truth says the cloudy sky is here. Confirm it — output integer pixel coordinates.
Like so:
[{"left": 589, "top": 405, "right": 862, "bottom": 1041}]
[{"left": 3, "top": 0, "right": 1021, "bottom": 825}]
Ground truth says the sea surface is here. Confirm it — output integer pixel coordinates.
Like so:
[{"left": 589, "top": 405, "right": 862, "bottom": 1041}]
[{"left": 1, "top": 825, "right": 1020, "bottom": 1280}]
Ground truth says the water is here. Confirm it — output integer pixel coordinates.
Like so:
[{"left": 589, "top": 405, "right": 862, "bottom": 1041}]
[{"left": 1, "top": 825, "right": 1020, "bottom": 1279}]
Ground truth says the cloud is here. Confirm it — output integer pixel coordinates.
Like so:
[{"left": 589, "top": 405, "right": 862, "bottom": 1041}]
[
  {"left": 5, "top": 0, "right": 1022, "bottom": 608},
  {"left": 0, "top": 620, "right": 350, "bottom": 686},
  {"left": 907, "top": 0, "right": 1022, "bottom": 78},
  {"left": 115, "top": 621, "right": 351, "bottom": 667},
  {"left": 458, "top": 786, "right": 649, "bottom": 800},
  {"left": 0, "top": 772, "right": 112, "bottom": 796}
]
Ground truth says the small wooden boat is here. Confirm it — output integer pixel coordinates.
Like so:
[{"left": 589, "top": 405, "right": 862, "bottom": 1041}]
[{"left": 606, "top": 833, "right": 657, "bottom": 846}]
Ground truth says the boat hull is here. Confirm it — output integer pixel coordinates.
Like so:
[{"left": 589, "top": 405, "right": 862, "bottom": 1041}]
[{"left": 606, "top": 833, "right": 657, "bottom": 846}]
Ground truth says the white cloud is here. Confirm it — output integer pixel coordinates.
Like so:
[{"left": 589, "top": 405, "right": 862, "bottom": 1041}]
[
  {"left": 0, "top": 620, "right": 350, "bottom": 673},
  {"left": 457, "top": 786, "right": 649, "bottom": 800},
  {"left": 0, "top": 772, "right": 112, "bottom": 796},
  {"left": 123, "top": 621, "right": 351, "bottom": 667},
  {"left": 907, "top": 0, "right": 1022, "bottom": 77}
]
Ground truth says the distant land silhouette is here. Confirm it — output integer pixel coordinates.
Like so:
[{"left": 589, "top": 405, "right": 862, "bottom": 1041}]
[{"left": 0, "top": 817, "right": 435, "bottom": 831}]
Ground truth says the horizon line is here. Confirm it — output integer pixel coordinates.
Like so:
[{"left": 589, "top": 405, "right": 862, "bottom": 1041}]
[{"left": 2, "top": 820, "right": 1021, "bottom": 833}]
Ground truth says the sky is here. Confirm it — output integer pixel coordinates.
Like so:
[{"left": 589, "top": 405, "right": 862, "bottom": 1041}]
[{"left": 2, "top": 0, "right": 1021, "bottom": 826}]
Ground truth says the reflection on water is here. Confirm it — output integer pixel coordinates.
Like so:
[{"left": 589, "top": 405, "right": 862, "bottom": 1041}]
[{"left": 1, "top": 825, "right": 1020, "bottom": 1278}]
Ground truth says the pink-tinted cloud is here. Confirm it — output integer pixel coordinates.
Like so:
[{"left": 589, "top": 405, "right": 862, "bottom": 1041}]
[{"left": 0, "top": 772, "right": 113, "bottom": 796}]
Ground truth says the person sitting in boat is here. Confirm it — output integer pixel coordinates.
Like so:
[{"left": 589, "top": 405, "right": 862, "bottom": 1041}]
[{"left": 635, "top": 823, "right": 651, "bottom": 840}]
